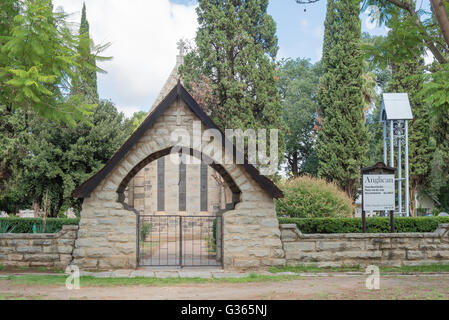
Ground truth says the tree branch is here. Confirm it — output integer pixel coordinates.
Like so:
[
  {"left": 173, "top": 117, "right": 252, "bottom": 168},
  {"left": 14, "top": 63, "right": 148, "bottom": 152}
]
[
  {"left": 430, "top": 0, "right": 449, "bottom": 51},
  {"left": 385, "top": 0, "right": 448, "bottom": 63}
]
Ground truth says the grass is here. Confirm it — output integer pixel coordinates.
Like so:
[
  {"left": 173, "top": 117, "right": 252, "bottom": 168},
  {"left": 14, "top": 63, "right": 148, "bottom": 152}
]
[
  {"left": 269, "top": 264, "right": 363, "bottom": 273},
  {"left": 269, "top": 263, "right": 449, "bottom": 274},
  {"left": 0, "top": 273, "right": 305, "bottom": 287},
  {"left": 379, "top": 264, "right": 449, "bottom": 273},
  {"left": 0, "top": 265, "right": 64, "bottom": 273}
]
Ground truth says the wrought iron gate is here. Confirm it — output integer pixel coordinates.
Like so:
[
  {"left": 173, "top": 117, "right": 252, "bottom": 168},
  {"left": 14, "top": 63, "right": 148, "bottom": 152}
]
[{"left": 137, "top": 215, "right": 223, "bottom": 267}]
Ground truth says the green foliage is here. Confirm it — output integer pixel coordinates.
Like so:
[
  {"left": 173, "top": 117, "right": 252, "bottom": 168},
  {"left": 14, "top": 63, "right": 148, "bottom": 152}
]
[
  {"left": 316, "top": 0, "right": 368, "bottom": 199},
  {"left": 421, "top": 63, "right": 449, "bottom": 182},
  {"left": 0, "top": 220, "right": 15, "bottom": 233},
  {"left": 0, "top": 0, "right": 100, "bottom": 126},
  {"left": 278, "top": 216, "right": 449, "bottom": 234},
  {"left": 275, "top": 176, "right": 354, "bottom": 218},
  {"left": 139, "top": 223, "right": 151, "bottom": 242},
  {"left": 180, "top": 0, "right": 285, "bottom": 163},
  {"left": 420, "top": 63, "right": 449, "bottom": 118},
  {"left": 0, "top": 217, "right": 79, "bottom": 233},
  {"left": 278, "top": 58, "right": 322, "bottom": 177},
  {"left": 0, "top": 100, "right": 134, "bottom": 215},
  {"left": 0, "top": 105, "right": 29, "bottom": 208},
  {"left": 129, "top": 111, "right": 147, "bottom": 130},
  {"left": 32, "top": 223, "right": 59, "bottom": 234}
]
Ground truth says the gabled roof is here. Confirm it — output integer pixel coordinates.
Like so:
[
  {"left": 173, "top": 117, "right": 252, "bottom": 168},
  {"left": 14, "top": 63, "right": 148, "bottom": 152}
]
[
  {"left": 379, "top": 93, "right": 413, "bottom": 122},
  {"left": 361, "top": 162, "right": 396, "bottom": 174},
  {"left": 72, "top": 82, "right": 283, "bottom": 199}
]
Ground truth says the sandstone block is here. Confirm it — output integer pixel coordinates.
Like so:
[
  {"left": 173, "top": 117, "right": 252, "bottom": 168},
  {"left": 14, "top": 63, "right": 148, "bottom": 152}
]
[
  {"left": 17, "top": 246, "right": 42, "bottom": 254},
  {"left": 24, "top": 254, "right": 59, "bottom": 262},
  {"left": 407, "top": 250, "right": 424, "bottom": 260},
  {"left": 233, "top": 258, "right": 260, "bottom": 268},
  {"left": 7, "top": 254, "right": 23, "bottom": 261}
]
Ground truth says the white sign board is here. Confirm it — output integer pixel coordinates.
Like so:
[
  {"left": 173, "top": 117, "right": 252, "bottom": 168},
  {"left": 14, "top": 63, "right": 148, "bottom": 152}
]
[{"left": 362, "top": 174, "right": 395, "bottom": 211}]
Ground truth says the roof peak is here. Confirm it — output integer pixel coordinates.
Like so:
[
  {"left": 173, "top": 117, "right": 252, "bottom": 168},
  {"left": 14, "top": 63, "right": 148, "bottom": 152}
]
[{"left": 150, "top": 40, "right": 185, "bottom": 111}]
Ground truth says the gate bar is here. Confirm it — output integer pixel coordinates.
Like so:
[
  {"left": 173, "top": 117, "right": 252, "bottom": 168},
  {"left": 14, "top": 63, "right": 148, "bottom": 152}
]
[{"left": 179, "top": 216, "right": 183, "bottom": 267}]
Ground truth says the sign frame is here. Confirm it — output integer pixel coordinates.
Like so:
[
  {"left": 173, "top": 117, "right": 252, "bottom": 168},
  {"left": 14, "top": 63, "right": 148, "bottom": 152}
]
[
  {"left": 362, "top": 174, "right": 395, "bottom": 211},
  {"left": 361, "top": 162, "right": 396, "bottom": 233}
]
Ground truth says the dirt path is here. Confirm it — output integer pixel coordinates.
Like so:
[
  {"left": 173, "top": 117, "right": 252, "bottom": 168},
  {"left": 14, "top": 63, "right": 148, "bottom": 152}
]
[{"left": 1, "top": 274, "right": 449, "bottom": 300}]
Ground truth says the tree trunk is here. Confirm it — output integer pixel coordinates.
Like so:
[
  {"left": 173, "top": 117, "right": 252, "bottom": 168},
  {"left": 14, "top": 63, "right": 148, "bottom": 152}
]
[
  {"left": 410, "top": 184, "right": 418, "bottom": 217},
  {"left": 291, "top": 151, "right": 299, "bottom": 177},
  {"left": 32, "top": 201, "right": 40, "bottom": 218},
  {"left": 430, "top": 0, "right": 449, "bottom": 50}
]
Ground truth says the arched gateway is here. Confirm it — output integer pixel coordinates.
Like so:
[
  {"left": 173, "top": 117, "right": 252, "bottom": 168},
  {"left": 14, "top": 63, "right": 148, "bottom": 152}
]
[{"left": 72, "top": 83, "right": 285, "bottom": 270}]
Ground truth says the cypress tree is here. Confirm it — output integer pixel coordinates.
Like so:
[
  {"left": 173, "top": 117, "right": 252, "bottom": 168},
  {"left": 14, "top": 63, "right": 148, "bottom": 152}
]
[
  {"left": 180, "top": 0, "right": 285, "bottom": 159},
  {"left": 72, "top": 2, "right": 98, "bottom": 103},
  {"left": 316, "top": 0, "right": 368, "bottom": 199}
]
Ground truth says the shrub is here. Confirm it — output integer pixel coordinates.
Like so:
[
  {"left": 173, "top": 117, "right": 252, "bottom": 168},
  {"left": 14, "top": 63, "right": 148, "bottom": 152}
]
[
  {"left": 278, "top": 216, "right": 449, "bottom": 234},
  {"left": 0, "top": 220, "right": 15, "bottom": 233},
  {"left": 0, "top": 217, "right": 79, "bottom": 233},
  {"left": 275, "top": 176, "right": 354, "bottom": 218},
  {"left": 139, "top": 223, "right": 152, "bottom": 241}
]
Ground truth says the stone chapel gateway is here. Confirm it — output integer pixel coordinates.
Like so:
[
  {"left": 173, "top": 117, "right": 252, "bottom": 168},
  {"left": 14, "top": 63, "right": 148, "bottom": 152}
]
[{"left": 71, "top": 43, "right": 285, "bottom": 270}]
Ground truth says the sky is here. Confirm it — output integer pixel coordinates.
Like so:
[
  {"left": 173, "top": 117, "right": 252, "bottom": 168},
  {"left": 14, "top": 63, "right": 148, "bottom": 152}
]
[{"left": 52, "top": 0, "right": 388, "bottom": 118}]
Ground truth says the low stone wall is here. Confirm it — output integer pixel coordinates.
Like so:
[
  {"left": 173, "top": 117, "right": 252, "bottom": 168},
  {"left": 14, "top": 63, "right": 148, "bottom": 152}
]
[
  {"left": 280, "top": 223, "right": 449, "bottom": 267},
  {"left": 0, "top": 225, "right": 78, "bottom": 269}
]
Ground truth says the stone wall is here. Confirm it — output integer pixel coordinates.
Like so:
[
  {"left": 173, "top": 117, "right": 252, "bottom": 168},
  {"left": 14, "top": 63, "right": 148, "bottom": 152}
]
[
  {"left": 280, "top": 224, "right": 449, "bottom": 267},
  {"left": 0, "top": 225, "right": 78, "bottom": 269}
]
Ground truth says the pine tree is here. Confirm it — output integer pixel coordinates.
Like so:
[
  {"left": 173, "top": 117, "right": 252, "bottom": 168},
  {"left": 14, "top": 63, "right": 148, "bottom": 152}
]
[
  {"left": 180, "top": 0, "right": 285, "bottom": 160},
  {"left": 316, "top": 0, "right": 368, "bottom": 199},
  {"left": 72, "top": 2, "right": 99, "bottom": 103}
]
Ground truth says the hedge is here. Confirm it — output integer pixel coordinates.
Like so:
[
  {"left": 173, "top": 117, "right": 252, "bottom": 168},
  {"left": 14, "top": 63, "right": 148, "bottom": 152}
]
[
  {"left": 278, "top": 216, "right": 449, "bottom": 234},
  {"left": 0, "top": 217, "right": 79, "bottom": 233}
]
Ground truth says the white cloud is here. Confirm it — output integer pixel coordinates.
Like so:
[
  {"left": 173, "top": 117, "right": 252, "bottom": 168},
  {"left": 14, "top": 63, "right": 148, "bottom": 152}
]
[{"left": 53, "top": 0, "right": 198, "bottom": 117}]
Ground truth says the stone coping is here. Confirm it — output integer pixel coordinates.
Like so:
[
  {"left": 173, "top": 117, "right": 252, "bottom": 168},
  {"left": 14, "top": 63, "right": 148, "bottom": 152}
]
[
  {"left": 280, "top": 223, "right": 448, "bottom": 239},
  {"left": 2, "top": 270, "right": 449, "bottom": 279},
  {"left": 0, "top": 225, "right": 78, "bottom": 239}
]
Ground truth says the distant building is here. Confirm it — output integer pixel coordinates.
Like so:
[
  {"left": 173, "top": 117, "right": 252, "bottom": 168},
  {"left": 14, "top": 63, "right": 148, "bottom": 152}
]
[
  {"left": 17, "top": 209, "right": 35, "bottom": 218},
  {"left": 415, "top": 192, "right": 440, "bottom": 216}
]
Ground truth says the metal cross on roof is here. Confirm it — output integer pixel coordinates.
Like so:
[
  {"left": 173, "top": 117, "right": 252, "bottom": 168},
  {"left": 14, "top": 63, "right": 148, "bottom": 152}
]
[{"left": 177, "top": 39, "right": 186, "bottom": 57}]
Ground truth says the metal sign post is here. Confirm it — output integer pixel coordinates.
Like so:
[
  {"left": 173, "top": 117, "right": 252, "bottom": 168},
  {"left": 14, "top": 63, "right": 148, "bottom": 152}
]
[{"left": 361, "top": 162, "right": 396, "bottom": 233}]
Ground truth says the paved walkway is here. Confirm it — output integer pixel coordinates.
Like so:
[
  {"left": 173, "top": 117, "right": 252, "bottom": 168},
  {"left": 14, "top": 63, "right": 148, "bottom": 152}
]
[{"left": 1, "top": 268, "right": 448, "bottom": 279}]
